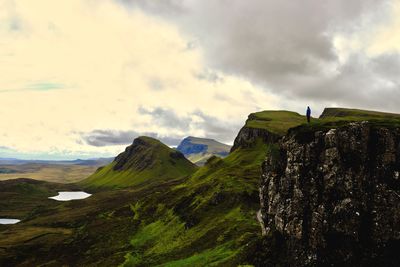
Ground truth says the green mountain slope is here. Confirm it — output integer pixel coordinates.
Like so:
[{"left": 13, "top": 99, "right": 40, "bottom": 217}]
[
  {"left": 245, "top": 110, "right": 306, "bottom": 135},
  {"left": 0, "top": 178, "right": 78, "bottom": 220},
  {"left": 320, "top": 107, "right": 400, "bottom": 120},
  {"left": 8, "top": 108, "right": 400, "bottom": 266},
  {"left": 81, "top": 136, "right": 197, "bottom": 189},
  {"left": 290, "top": 107, "right": 400, "bottom": 135},
  {"left": 120, "top": 112, "right": 306, "bottom": 266}
]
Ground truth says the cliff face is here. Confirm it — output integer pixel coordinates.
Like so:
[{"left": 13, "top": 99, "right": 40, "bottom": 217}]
[
  {"left": 231, "top": 111, "right": 305, "bottom": 152},
  {"left": 231, "top": 127, "right": 280, "bottom": 152},
  {"left": 260, "top": 122, "right": 400, "bottom": 266}
]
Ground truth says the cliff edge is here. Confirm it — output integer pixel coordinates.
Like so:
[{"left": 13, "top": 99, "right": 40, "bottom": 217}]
[{"left": 259, "top": 121, "right": 400, "bottom": 266}]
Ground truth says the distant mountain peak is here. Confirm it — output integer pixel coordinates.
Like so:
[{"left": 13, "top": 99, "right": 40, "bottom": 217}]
[{"left": 177, "top": 136, "right": 231, "bottom": 166}]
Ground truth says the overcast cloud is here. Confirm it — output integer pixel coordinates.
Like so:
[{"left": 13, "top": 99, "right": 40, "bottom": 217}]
[
  {"left": 137, "top": 107, "right": 241, "bottom": 144},
  {"left": 81, "top": 129, "right": 183, "bottom": 147},
  {"left": 119, "top": 0, "right": 400, "bottom": 111},
  {"left": 1, "top": 0, "right": 400, "bottom": 159}
]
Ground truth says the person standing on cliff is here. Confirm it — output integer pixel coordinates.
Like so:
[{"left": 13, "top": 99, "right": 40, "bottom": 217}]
[{"left": 306, "top": 106, "right": 311, "bottom": 123}]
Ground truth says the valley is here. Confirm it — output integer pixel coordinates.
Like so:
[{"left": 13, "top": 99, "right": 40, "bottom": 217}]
[{"left": 0, "top": 108, "right": 399, "bottom": 266}]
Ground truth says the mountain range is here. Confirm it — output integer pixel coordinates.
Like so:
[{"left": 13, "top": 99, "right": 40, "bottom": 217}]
[{"left": 0, "top": 107, "right": 399, "bottom": 266}]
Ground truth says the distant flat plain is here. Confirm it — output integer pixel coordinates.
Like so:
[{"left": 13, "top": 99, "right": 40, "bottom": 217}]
[{"left": 0, "top": 163, "right": 99, "bottom": 183}]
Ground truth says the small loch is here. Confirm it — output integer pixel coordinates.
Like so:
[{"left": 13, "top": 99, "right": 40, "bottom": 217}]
[
  {"left": 49, "top": 191, "right": 92, "bottom": 201},
  {"left": 0, "top": 219, "right": 20, "bottom": 224}
]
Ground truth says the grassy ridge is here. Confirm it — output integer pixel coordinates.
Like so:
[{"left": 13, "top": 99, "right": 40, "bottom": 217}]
[
  {"left": 81, "top": 137, "right": 197, "bottom": 189},
  {"left": 245, "top": 110, "right": 306, "bottom": 135},
  {"left": 292, "top": 107, "right": 400, "bottom": 134},
  {"left": 119, "top": 110, "right": 306, "bottom": 266},
  {"left": 121, "top": 141, "right": 271, "bottom": 266},
  {"left": 120, "top": 108, "right": 400, "bottom": 266},
  {"left": 320, "top": 107, "right": 400, "bottom": 119},
  {"left": 4, "top": 108, "right": 399, "bottom": 266}
]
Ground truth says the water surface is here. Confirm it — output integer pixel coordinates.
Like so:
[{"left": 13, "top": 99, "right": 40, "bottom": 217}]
[
  {"left": 49, "top": 191, "right": 92, "bottom": 201},
  {"left": 0, "top": 218, "right": 20, "bottom": 224}
]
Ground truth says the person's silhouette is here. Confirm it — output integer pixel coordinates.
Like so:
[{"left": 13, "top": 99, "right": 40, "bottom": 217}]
[{"left": 306, "top": 106, "right": 311, "bottom": 123}]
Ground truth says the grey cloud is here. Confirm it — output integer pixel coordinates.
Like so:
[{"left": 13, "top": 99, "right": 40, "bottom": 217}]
[
  {"left": 82, "top": 129, "right": 183, "bottom": 147},
  {"left": 138, "top": 107, "right": 240, "bottom": 143},
  {"left": 311, "top": 54, "right": 400, "bottom": 112},
  {"left": 194, "top": 69, "right": 223, "bottom": 83},
  {"left": 191, "top": 110, "right": 240, "bottom": 142},
  {"left": 148, "top": 78, "right": 165, "bottom": 91},
  {"left": 83, "top": 106, "right": 245, "bottom": 148},
  {"left": 138, "top": 106, "right": 191, "bottom": 130},
  {"left": 116, "top": 0, "right": 185, "bottom": 16},
  {"left": 82, "top": 130, "right": 138, "bottom": 147},
  {"left": 118, "top": 0, "right": 400, "bottom": 112}
]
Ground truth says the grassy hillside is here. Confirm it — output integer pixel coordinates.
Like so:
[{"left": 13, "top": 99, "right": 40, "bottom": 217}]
[
  {"left": 293, "top": 107, "right": 400, "bottom": 134},
  {"left": 245, "top": 110, "right": 306, "bottom": 135},
  {"left": 120, "top": 112, "right": 305, "bottom": 266},
  {"left": 81, "top": 136, "right": 197, "bottom": 189},
  {"left": 120, "top": 141, "right": 272, "bottom": 266},
  {"left": 5, "top": 108, "right": 399, "bottom": 266},
  {"left": 0, "top": 111, "right": 297, "bottom": 266},
  {"left": 0, "top": 178, "right": 78, "bottom": 219},
  {"left": 320, "top": 107, "right": 400, "bottom": 120}
]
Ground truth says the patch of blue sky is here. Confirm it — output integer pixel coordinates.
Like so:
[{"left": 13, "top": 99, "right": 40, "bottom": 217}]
[
  {"left": 0, "top": 82, "right": 69, "bottom": 93},
  {"left": 0, "top": 145, "right": 114, "bottom": 160},
  {"left": 26, "top": 82, "right": 66, "bottom": 91}
]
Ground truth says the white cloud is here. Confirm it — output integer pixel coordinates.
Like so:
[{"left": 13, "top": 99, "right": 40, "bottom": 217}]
[
  {"left": 119, "top": 0, "right": 400, "bottom": 115},
  {"left": 0, "top": 0, "right": 278, "bottom": 158}
]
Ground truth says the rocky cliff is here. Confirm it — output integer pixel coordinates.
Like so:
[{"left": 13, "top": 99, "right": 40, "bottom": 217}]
[
  {"left": 259, "top": 121, "right": 400, "bottom": 266},
  {"left": 231, "top": 126, "right": 280, "bottom": 152},
  {"left": 231, "top": 110, "right": 305, "bottom": 152}
]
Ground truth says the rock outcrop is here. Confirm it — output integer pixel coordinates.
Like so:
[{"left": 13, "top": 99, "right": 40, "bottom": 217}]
[
  {"left": 231, "top": 127, "right": 280, "bottom": 152},
  {"left": 231, "top": 126, "right": 280, "bottom": 152},
  {"left": 260, "top": 121, "right": 400, "bottom": 266}
]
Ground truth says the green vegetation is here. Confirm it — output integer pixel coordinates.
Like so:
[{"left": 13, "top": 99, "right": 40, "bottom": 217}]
[
  {"left": 81, "top": 137, "right": 197, "bottom": 189},
  {"left": 4, "top": 108, "right": 400, "bottom": 266},
  {"left": 0, "top": 178, "right": 77, "bottom": 219},
  {"left": 186, "top": 153, "right": 215, "bottom": 166},
  {"left": 245, "top": 110, "right": 306, "bottom": 135},
  {"left": 293, "top": 107, "right": 400, "bottom": 134},
  {"left": 320, "top": 107, "right": 400, "bottom": 120},
  {"left": 177, "top": 136, "right": 231, "bottom": 166},
  {"left": 121, "top": 142, "right": 269, "bottom": 266}
]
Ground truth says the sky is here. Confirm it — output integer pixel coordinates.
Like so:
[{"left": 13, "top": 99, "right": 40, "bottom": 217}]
[{"left": 1, "top": 0, "right": 400, "bottom": 159}]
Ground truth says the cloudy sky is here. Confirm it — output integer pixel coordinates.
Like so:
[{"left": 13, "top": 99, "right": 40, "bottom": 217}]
[{"left": 1, "top": 0, "right": 400, "bottom": 159}]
